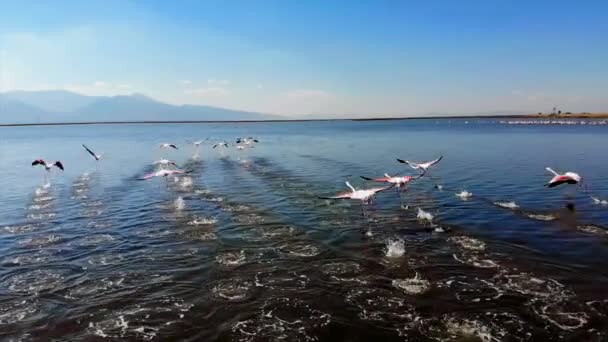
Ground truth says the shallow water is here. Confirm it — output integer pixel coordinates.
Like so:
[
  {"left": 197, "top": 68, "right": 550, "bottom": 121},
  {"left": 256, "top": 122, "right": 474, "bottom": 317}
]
[{"left": 1, "top": 119, "right": 608, "bottom": 340}]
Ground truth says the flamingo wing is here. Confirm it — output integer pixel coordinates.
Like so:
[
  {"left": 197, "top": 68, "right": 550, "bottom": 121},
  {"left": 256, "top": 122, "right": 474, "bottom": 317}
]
[
  {"left": 428, "top": 155, "right": 443, "bottom": 166},
  {"left": 53, "top": 161, "right": 64, "bottom": 171},
  {"left": 82, "top": 144, "right": 98, "bottom": 159}
]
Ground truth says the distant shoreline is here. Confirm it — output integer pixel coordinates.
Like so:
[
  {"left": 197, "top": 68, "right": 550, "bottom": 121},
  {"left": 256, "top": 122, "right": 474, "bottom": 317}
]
[{"left": 1, "top": 113, "right": 607, "bottom": 127}]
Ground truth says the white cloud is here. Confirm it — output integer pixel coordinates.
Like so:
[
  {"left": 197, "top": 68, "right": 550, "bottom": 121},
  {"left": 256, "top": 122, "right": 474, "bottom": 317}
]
[
  {"left": 256, "top": 83, "right": 263, "bottom": 89},
  {"left": 117, "top": 84, "right": 132, "bottom": 89},
  {"left": 179, "top": 79, "right": 192, "bottom": 86},
  {"left": 93, "top": 80, "right": 108, "bottom": 87}
]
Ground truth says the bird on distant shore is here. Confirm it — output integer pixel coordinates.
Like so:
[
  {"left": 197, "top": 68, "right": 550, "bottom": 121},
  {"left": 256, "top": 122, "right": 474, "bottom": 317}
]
[
  {"left": 187, "top": 139, "right": 206, "bottom": 147},
  {"left": 236, "top": 137, "right": 259, "bottom": 145},
  {"left": 361, "top": 169, "right": 426, "bottom": 188},
  {"left": 82, "top": 144, "right": 103, "bottom": 161},
  {"left": 545, "top": 167, "right": 582, "bottom": 187},
  {"left": 397, "top": 156, "right": 443, "bottom": 173},
  {"left": 32, "top": 159, "right": 64, "bottom": 172},
  {"left": 213, "top": 141, "right": 229, "bottom": 148}
]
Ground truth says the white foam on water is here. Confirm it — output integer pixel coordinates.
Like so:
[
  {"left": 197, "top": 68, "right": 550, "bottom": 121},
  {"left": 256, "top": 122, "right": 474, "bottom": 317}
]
[
  {"left": 577, "top": 225, "right": 608, "bottom": 235},
  {"left": 278, "top": 242, "right": 321, "bottom": 257},
  {"left": 212, "top": 279, "right": 253, "bottom": 301},
  {"left": 443, "top": 317, "right": 497, "bottom": 342},
  {"left": 455, "top": 190, "right": 473, "bottom": 200},
  {"left": 28, "top": 203, "right": 52, "bottom": 210},
  {"left": 232, "top": 297, "right": 330, "bottom": 342},
  {"left": 180, "top": 176, "right": 193, "bottom": 189},
  {"left": 494, "top": 201, "right": 520, "bottom": 209},
  {"left": 19, "top": 234, "right": 63, "bottom": 247},
  {"left": 417, "top": 208, "right": 433, "bottom": 222},
  {"left": 0, "top": 299, "right": 39, "bottom": 325},
  {"left": 3, "top": 269, "right": 65, "bottom": 294},
  {"left": 532, "top": 301, "right": 589, "bottom": 331},
  {"left": 449, "top": 236, "right": 486, "bottom": 251},
  {"left": 526, "top": 213, "right": 557, "bottom": 221},
  {"left": 174, "top": 196, "right": 185, "bottom": 211},
  {"left": 493, "top": 272, "right": 572, "bottom": 301},
  {"left": 76, "top": 234, "right": 115, "bottom": 246},
  {"left": 254, "top": 268, "right": 310, "bottom": 290},
  {"left": 187, "top": 216, "right": 218, "bottom": 225},
  {"left": 345, "top": 287, "right": 418, "bottom": 325},
  {"left": 87, "top": 297, "right": 191, "bottom": 340},
  {"left": 438, "top": 276, "right": 503, "bottom": 303},
  {"left": 3, "top": 224, "right": 37, "bottom": 234},
  {"left": 33, "top": 196, "right": 54, "bottom": 203},
  {"left": 216, "top": 250, "right": 246, "bottom": 266},
  {"left": 392, "top": 273, "right": 431, "bottom": 295},
  {"left": 385, "top": 238, "right": 405, "bottom": 258},
  {"left": 453, "top": 253, "right": 499, "bottom": 269},
  {"left": 26, "top": 212, "right": 56, "bottom": 220}
]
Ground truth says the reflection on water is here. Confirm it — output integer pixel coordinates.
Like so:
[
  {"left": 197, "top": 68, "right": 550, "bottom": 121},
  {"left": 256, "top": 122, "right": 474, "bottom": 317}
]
[{"left": 0, "top": 120, "right": 608, "bottom": 340}]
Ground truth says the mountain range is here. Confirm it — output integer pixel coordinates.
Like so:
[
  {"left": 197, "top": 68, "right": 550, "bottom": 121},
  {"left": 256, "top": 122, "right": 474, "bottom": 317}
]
[{"left": 0, "top": 90, "right": 277, "bottom": 124}]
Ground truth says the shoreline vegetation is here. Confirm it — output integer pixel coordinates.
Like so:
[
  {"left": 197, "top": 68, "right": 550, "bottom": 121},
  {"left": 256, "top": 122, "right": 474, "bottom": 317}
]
[{"left": 1, "top": 113, "right": 607, "bottom": 127}]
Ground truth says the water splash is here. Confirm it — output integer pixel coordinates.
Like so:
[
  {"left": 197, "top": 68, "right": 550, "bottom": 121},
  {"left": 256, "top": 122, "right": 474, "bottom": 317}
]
[
  {"left": 455, "top": 190, "right": 473, "bottom": 200},
  {"left": 385, "top": 238, "right": 405, "bottom": 258},
  {"left": 591, "top": 196, "right": 608, "bottom": 206},
  {"left": 392, "top": 273, "right": 431, "bottom": 295},
  {"left": 526, "top": 213, "right": 556, "bottom": 221},
  {"left": 174, "top": 197, "right": 185, "bottom": 211},
  {"left": 494, "top": 201, "right": 519, "bottom": 209},
  {"left": 417, "top": 208, "right": 433, "bottom": 222},
  {"left": 180, "top": 177, "right": 193, "bottom": 189},
  {"left": 449, "top": 236, "right": 486, "bottom": 251}
]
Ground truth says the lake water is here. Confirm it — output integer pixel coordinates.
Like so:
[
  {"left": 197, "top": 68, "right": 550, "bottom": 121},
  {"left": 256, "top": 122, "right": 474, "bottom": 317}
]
[{"left": 1, "top": 119, "right": 607, "bottom": 341}]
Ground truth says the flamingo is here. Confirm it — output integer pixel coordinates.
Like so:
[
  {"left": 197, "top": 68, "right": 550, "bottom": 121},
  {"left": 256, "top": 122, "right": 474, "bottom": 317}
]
[
  {"left": 397, "top": 156, "right": 443, "bottom": 174},
  {"left": 545, "top": 167, "right": 582, "bottom": 188},
  {"left": 82, "top": 144, "right": 103, "bottom": 161},
  {"left": 236, "top": 137, "right": 259, "bottom": 145},
  {"left": 319, "top": 181, "right": 394, "bottom": 203},
  {"left": 212, "top": 141, "right": 229, "bottom": 148},
  {"left": 160, "top": 143, "right": 178, "bottom": 150},
  {"left": 360, "top": 169, "right": 426, "bottom": 188},
  {"left": 319, "top": 181, "right": 394, "bottom": 216},
  {"left": 32, "top": 159, "right": 64, "bottom": 184},
  {"left": 153, "top": 159, "right": 178, "bottom": 169},
  {"left": 187, "top": 139, "right": 206, "bottom": 158},
  {"left": 32, "top": 159, "right": 64, "bottom": 171}
]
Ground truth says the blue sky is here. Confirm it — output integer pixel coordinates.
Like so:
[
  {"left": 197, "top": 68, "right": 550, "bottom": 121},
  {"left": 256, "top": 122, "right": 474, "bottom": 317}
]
[{"left": 1, "top": 0, "right": 607, "bottom": 117}]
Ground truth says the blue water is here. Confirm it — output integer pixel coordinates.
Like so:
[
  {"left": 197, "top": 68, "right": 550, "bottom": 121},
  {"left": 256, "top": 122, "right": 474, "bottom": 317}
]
[{"left": 1, "top": 119, "right": 607, "bottom": 340}]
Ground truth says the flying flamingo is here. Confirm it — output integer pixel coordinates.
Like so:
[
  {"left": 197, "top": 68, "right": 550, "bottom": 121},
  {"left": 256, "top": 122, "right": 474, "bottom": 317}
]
[
  {"left": 236, "top": 137, "right": 259, "bottom": 145},
  {"left": 212, "top": 141, "right": 229, "bottom": 148},
  {"left": 32, "top": 159, "right": 64, "bottom": 184},
  {"left": 153, "top": 159, "right": 178, "bottom": 169},
  {"left": 397, "top": 156, "right": 443, "bottom": 174},
  {"left": 319, "top": 181, "right": 394, "bottom": 216},
  {"left": 360, "top": 169, "right": 426, "bottom": 188},
  {"left": 82, "top": 144, "right": 102, "bottom": 161},
  {"left": 544, "top": 167, "right": 582, "bottom": 188},
  {"left": 187, "top": 139, "right": 207, "bottom": 158},
  {"left": 160, "top": 143, "right": 178, "bottom": 150}
]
